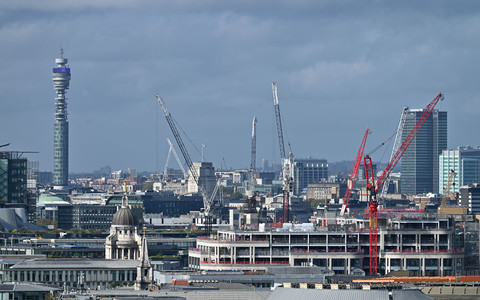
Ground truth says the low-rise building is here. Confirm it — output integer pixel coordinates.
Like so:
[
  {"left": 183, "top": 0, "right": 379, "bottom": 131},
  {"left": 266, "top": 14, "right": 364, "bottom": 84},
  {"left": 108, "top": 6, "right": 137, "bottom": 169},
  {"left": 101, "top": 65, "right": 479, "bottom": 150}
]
[
  {"left": 4, "top": 258, "right": 139, "bottom": 290},
  {"left": 306, "top": 183, "right": 346, "bottom": 201}
]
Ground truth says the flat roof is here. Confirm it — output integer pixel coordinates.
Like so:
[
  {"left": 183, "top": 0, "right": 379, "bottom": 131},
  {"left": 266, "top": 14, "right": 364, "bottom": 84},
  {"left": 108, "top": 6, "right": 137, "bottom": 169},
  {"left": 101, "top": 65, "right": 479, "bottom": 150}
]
[{"left": 9, "top": 259, "right": 139, "bottom": 270}]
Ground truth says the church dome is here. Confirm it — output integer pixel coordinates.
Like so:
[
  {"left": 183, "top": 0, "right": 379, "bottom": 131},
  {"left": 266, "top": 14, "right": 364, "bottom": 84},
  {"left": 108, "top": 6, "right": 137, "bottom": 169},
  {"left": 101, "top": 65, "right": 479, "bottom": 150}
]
[{"left": 112, "top": 206, "right": 136, "bottom": 226}]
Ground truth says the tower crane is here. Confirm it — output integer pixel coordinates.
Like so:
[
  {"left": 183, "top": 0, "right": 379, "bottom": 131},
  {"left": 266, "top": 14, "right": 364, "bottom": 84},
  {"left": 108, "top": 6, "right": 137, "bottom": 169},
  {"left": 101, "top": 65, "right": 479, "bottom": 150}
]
[
  {"left": 272, "top": 82, "right": 294, "bottom": 222},
  {"left": 163, "top": 137, "right": 188, "bottom": 180},
  {"left": 365, "top": 92, "right": 444, "bottom": 275},
  {"left": 374, "top": 93, "right": 444, "bottom": 193},
  {"left": 155, "top": 94, "right": 220, "bottom": 232},
  {"left": 248, "top": 116, "right": 257, "bottom": 198},
  {"left": 340, "top": 128, "right": 370, "bottom": 216},
  {"left": 380, "top": 107, "right": 409, "bottom": 199},
  {"left": 363, "top": 155, "right": 378, "bottom": 275},
  {"left": 272, "top": 82, "right": 286, "bottom": 160},
  {"left": 439, "top": 170, "right": 456, "bottom": 216}
]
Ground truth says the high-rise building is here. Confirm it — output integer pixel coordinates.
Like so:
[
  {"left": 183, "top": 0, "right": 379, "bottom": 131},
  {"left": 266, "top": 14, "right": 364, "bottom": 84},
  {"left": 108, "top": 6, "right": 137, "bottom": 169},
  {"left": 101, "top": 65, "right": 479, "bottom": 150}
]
[
  {"left": 439, "top": 147, "right": 480, "bottom": 194},
  {"left": 292, "top": 157, "right": 328, "bottom": 195},
  {"left": 401, "top": 109, "right": 447, "bottom": 195},
  {"left": 0, "top": 151, "right": 27, "bottom": 208},
  {"left": 52, "top": 49, "right": 71, "bottom": 188}
]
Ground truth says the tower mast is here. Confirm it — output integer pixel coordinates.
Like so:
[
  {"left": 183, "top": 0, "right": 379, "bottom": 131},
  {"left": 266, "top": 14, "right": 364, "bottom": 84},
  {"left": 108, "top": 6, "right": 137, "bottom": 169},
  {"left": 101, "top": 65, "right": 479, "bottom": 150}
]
[{"left": 52, "top": 49, "right": 71, "bottom": 188}]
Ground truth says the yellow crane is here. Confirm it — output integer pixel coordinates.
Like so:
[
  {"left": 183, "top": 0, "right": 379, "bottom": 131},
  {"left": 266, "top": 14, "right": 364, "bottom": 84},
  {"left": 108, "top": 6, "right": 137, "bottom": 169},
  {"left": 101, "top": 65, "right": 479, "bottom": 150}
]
[{"left": 439, "top": 170, "right": 455, "bottom": 215}]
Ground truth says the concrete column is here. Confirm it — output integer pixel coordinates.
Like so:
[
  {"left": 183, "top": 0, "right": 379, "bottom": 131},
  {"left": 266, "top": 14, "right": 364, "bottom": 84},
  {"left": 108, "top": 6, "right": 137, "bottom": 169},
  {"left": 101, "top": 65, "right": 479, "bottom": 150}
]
[
  {"left": 421, "top": 257, "right": 425, "bottom": 276},
  {"left": 307, "top": 233, "right": 310, "bottom": 252},
  {"left": 440, "top": 258, "right": 444, "bottom": 277}
]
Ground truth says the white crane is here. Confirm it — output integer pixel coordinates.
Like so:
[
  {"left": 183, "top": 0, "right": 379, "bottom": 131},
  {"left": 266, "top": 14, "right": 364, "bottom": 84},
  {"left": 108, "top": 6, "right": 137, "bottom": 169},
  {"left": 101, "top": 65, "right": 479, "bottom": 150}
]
[
  {"left": 163, "top": 137, "right": 188, "bottom": 180},
  {"left": 380, "top": 107, "right": 409, "bottom": 199},
  {"left": 155, "top": 94, "right": 218, "bottom": 217},
  {"left": 247, "top": 116, "right": 257, "bottom": 197},
  {"left": 272, "top": 82, "right": 294, "bottom": 222}
]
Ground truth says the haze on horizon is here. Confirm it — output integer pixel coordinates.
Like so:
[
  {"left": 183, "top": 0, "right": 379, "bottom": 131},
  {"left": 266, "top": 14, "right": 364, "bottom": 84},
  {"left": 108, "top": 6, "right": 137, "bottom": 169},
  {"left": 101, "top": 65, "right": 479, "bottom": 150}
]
[{"left": 1, "top": 0, "right": 479, "bottom": 173}]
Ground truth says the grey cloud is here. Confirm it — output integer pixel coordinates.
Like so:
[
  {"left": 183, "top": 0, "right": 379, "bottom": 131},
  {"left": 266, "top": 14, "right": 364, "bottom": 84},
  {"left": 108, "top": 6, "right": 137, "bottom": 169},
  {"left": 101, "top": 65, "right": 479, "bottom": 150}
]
[{"left": 1, "top": 1, "right": 479, "bottom": 172}]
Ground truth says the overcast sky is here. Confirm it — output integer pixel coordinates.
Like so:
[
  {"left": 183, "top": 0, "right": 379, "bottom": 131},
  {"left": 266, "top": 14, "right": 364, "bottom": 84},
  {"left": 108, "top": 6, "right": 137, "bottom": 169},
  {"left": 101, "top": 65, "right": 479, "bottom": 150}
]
[{"left": 1, "top": 1, "right": 479, "bottom": 173}]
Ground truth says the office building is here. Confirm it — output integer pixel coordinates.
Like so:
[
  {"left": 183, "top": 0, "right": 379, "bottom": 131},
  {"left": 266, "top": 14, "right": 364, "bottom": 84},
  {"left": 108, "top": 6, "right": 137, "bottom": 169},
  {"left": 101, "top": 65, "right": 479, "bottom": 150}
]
[
  {"left": 401, "top": 109, "right": 447, "bottom": 195},
  {"left": 187, "top": 162, "right": 217, "bottom": 196},
  {"left": 459, "top": 184, "right": 480, "bottom": 214},
  {"left": 57, "top": 204, "right": 117, "bottom": 230},
  {"left": 0, "top": 152, "right": 27, "bottom": 209},
  {"left": 52, "top": 49, "right": 71, "bottom": 188},
  {"left": 292, "top": 158, "right": 328, "bottom": 195},
  {"left": 439, "top": 147, "right": 480, "bottom": 194}
]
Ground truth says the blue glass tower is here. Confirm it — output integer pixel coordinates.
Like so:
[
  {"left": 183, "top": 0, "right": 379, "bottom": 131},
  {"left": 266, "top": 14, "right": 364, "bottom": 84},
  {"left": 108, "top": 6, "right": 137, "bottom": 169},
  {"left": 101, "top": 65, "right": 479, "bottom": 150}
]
[{"left": 52, "top": 49, "right": 71, "bottom": 188}]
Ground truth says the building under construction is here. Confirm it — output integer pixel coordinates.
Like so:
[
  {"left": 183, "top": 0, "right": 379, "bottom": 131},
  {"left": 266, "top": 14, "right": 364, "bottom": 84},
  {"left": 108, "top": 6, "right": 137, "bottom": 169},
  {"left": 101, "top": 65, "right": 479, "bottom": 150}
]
[{"left": 188, "top": 215, "right": 463, "bottom": 276}]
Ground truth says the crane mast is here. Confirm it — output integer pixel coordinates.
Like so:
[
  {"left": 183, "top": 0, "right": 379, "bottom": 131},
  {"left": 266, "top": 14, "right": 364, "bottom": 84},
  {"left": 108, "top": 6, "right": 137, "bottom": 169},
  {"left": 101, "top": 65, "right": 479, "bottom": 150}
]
[
  {"left": 341, "top": 128, "right": 370, "bottom": 216},
  {"left": 248, "top": 116, "right": 257, "bottom": 197},
  {"left": 364, "top": 155, "right": 378, "bottom": 275},
  {"left": 155, "top": 94, "right": 212, "bottom": 214},
  {"left": 439, "top": 170, "right": 455, "bottom": 215},
  {"left": 272, "top": 82, "right": 293, "bottom": 222},
  {"left": 380, "top": 107, "right": 409, "bottom": 198},
  {"left": 272, "top": 82, "right": 286, "bottom": 160},
  {"left": 366, "top": 92, "right": 444, "bottom": 275}
]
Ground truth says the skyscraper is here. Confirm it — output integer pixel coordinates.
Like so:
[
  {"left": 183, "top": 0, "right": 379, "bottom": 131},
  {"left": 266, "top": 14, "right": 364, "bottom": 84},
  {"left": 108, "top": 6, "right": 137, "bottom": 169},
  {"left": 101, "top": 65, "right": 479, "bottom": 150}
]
[
  {"left": 401, "top": 109, "right": 447, "bottom": 195},
  {"left": 52, "top": 49, "right": 71, "bottom": 188}
]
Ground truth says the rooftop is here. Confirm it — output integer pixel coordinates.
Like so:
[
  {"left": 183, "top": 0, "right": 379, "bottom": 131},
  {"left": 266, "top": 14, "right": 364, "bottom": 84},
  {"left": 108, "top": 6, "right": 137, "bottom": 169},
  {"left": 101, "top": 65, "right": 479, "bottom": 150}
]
[{"left": 9, "top": 259, "right": 139, "bottom": 270}]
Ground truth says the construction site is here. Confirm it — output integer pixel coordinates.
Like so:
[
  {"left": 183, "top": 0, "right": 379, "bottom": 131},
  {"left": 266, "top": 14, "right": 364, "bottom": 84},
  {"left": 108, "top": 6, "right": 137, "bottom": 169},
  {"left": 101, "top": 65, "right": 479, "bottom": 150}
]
[{"left": 152, "top": 82, "right": 480, "bottom": 300}]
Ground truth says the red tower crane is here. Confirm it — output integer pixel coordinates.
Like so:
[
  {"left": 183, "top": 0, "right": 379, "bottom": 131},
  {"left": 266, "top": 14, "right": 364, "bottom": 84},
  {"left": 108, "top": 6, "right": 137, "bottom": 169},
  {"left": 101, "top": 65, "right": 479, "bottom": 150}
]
[
  {"left": 341, "top": 128, "right": 370, "bottom": 216},
  {"left": 364, "top": 155, "right": 378, "bottom": 275},
  {"left": 366, "top": 92, "right": 444, "bottom": 275}
]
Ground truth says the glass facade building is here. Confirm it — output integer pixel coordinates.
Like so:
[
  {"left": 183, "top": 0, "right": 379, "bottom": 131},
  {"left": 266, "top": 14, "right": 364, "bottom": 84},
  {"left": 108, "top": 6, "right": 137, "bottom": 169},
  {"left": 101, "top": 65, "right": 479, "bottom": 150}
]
[
  {"left": 401, "top": 109, "right": 447, "bottom": 195},
  {"left": 0, "top": 152, "right": 27, "bottom": 208},
  {"left": 439, "top": 147, "right": 480, "bottom": 194}
]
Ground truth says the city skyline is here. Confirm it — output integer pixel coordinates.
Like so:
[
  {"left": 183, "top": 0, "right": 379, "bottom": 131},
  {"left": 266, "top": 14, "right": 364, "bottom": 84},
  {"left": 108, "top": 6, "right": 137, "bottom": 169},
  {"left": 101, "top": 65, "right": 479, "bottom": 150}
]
[{"left": 1, "top": 1, "right": 479, "bottom": 173}]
